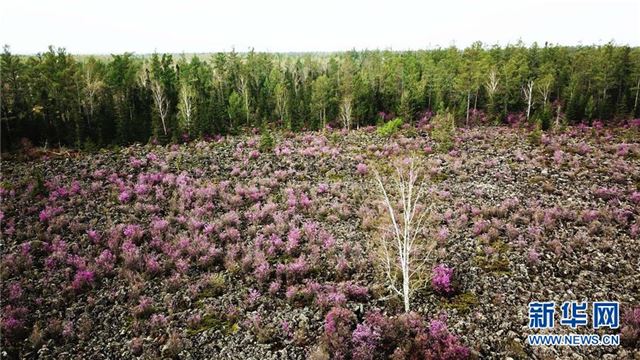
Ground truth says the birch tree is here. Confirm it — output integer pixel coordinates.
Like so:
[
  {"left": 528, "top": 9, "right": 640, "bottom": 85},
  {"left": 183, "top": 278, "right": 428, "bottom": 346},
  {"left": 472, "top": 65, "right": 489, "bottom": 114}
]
[
  {"left": 238, "top": 75, "right": 250, "bottom": 126},
  {"left": 523, "top": 79, "right": 535, "bottom": 120},
  {"left": 151, "top": 80, "right": 169, "bottom": 136},
  {"left": 82, "top": 58, "right": 104, "bottom": 121},
  {"left": 274, "top": 82, "right": 289, "bottom": 129},
  {"left": 536, "top": 74, "right": 553, "bottom": 106},
  {"left": 374, "top": 158, "right": 435, "bottom": 312},
  {"left": 485, "top": 68, "right": 500, "bottom": 119},
  {"left": 178, "top": 83, "right": 195, "bottom": 134},
  {"left": 339, "top": 97, "right": 352, "bottom": 130}
]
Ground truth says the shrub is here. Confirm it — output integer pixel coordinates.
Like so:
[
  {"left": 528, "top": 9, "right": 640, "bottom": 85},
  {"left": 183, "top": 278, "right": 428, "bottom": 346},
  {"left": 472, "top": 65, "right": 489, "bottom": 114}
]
[
  {"left": 132, "top": 297, "right": 154, "bottom": 319},
  {"left": 356, "top": 163, "right": 368, "bottom": 176},
  {"left": 377, "top": 118, "right": 404, "bottom": 137},
  {"left": 161, "top": 331, "right": 184, "bottom": 358},
  {"left": 246, "top": 288, "right": 261, "bottom": 305},
  {"left": 527, "top": 126, "right": 542, "bottom": 146},
  {"left": 268, "top": 281, "right": 281, "bottom": 295},
  {"left": 325, "top": 310, "right": 469, "bottom": 360},
  {"left": 352, "top": 323, "right": 380, "bottom": 360},
  {"left": 323, "top": 307, "right": 356, "bottom": 359},
  {"left": 39, "top": 206, "right": 63, "bottom": 223},
  {"left": 96, "top": 249, "right": 116, "bottom": 273},
  {"left": 8, "top": 282, "right": 23, "bottom": 302},
  {"left": 621, "top": 306, "right": 640, "bottom": 347},
  {"left": 187, "top": 313, "right": 202, "bottom": 329},
  {"left": 71, "top": 270, "right": 95, "bottom": 292},
  {"left": 259, "top": 128, "right": 275, "bottom": 152},
  {"left": 130, "top": 337, "right": 144, "bottom": 356},
  {"left": 200, "top": 273, "right": 226, "bottom": 298},
  {"left": 431, "top": 264, "right": 455, "bottom": 295},
  {"left": 1, "top": 306, "right": 29, "bottom": 342},
  {"left": 118, "top": 190, "right": 132, "bottom": 203},
  {"left": 430, "top": 113, "right": 456, "bottom": 151},
  {"left": 534, "top": 105, "right": 552, "bottom": 131}
]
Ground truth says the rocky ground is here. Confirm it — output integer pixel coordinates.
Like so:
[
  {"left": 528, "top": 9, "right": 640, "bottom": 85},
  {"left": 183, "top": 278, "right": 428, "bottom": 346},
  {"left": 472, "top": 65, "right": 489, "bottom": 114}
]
[{"left": 1, "top": 124, "right": 639, "bottom": 359}]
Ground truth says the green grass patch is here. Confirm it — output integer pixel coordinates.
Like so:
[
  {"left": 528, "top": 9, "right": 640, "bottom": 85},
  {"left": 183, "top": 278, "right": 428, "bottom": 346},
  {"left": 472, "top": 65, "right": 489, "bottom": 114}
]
[
  {"left": 442, "top": 292, "right": 479, "bottom": 313},
  {"left": 187, "top": 313, "right": 238, "bottom": 336},
  {"left": 377, "top": 117, "right": 403, "bottom": 137},
  {"left": 475, "top": 240, "right": 511, "bottom": 273}
]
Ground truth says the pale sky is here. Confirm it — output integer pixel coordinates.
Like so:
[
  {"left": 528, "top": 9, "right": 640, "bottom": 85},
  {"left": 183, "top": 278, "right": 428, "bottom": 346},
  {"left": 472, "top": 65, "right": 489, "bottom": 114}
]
[{"left": 1, "top": 0, "right": 639, "bottom": 54}]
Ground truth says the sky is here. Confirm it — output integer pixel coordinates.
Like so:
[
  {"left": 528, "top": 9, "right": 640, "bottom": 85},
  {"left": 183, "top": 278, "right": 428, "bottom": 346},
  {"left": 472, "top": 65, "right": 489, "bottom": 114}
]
[{"left": 1, "top": 0, "right": 639, "bottom": 54}]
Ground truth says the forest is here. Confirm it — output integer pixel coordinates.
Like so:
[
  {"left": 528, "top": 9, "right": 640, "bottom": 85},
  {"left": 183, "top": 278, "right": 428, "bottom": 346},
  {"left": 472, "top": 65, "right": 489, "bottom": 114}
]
[{"left": 2, "top": 42, "right": 640, "bottom": 151}]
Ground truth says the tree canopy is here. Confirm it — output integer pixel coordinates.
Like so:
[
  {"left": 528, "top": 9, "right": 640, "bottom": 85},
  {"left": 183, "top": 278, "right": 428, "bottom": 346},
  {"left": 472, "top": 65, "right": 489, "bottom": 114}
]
[{"left": 2, "top": 43, "right": 639, "bottom": 150}]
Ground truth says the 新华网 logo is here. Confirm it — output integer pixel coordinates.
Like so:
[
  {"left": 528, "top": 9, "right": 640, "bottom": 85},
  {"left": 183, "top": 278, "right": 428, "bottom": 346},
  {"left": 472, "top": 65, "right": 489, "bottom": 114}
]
[{"left": 527, "top": 301, "right": 620, "bottom": 346}]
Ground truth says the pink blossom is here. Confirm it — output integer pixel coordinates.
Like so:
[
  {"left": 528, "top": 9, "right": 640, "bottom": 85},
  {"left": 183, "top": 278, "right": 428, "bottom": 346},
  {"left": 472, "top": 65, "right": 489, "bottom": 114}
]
[
  {"left": 96, "top": 250, "right": 116, "bottom": 272},
  {"left": 528, "top": 248, "right": 540, "bottom": 264},
  {"left": 268, "top": 281, "right": 281, "bottom": 295},
  {"left": 71, "top": 270, "right": 95, "bottom": 291},
  {"left": 286, "top": 228, "right": 302, "bottom": 253},
  {"left": 437, "top": 226, "right": 449, "bottom": 243},
  {"left": 8, "top": 283, "right": 22, "bottom": 301},
  {"left": 123, "top": 224, "right": 143, "bottom": 240},
  {"left": 118, "top": 190, "right": 132, "bottom": 203},
  {"left": 356, "top": 163, "right": 368, "bottom": 175},
  {"left": 39, "top": 206, "right": 63, "bottom": 222},
  {"left": 317, "top": 183, "right": 329, "bottom": 194},
  {"left": 247, "top": 289, "right": 261, "bottom": 304},
  {"left": 431, "top": 264, "right": 454, "bottom": 295},
  {"left": 145, "top": 255, "right": 161, "bottom": 274},
  {"left": 87, "top": 230, "right": 101, "bottom": 243}
]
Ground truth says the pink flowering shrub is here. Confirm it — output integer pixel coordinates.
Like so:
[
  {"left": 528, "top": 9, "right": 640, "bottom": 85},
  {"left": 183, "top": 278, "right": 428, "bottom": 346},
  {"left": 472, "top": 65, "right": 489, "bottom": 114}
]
[
  {"left": 7, "top": 283, "right": 23, "bottom": 302},
  {"left": 39, "top": 206, "right": 63, "bottom": 222},
  {"left": 121, "top": 241, "right": 141, "bottom": 269},
  {"left": 96, "top": 249, "right": 116, "bottom": 273},
  {"left": 132, "top": 297, "right": 154, "bottom": 318},
  {"left": 246, "top": 288, "right": 261, "bottom": 305},
  {"left": 286, "top": 227, "right": 302, "bottom": 254},
  {"left": 315, "top": 287, "right": 347, "bottom": 310},
  {"left": 324, "top": 310, "right": 469, "bottom": 360},
  {"left": 525, "top": 247, "right": 540, "bottom": 263},
  {"left": 323, "top": 307, "right": 356, "bottom": 359},
  {"left": 341, "top": 282, "right": 369, "bottom": 301},
  {"left": 283, "top": 256, "right": 308, "bottom": 282},
  {"left": 145, "top": 254, "right": 162, "bottom": 275},
  {"left": 621, "top": 306, "right": 640, "bottom": 347},
  {"left": 123, "top": 224, "right": 143, "bottom": 241},
  {"left": 1, "top": 305, "right": 28, "bottom": 340},
  {"left": 593, "top": 187, "right": 619, "bottom": 200},
  {"left": 118, "top": 190, "right": 132, "bottom": 203},
  {"left": 71, "top": 270, "right": 95, "bottom": 292},
  {"left": 87, "top": 230, "right": 101, "bottom": 243},
  {"left": 285, "top": 285, "right": 313, "bottom": 306},
  {"left": 431, "top": 264, "right": 455, "bottom": 296},
  {"left": 268, "top": 281, "right": 281, "bottom": 295},
  {"left": 356, "top": 163, "right": 368, "bottom": 175}
]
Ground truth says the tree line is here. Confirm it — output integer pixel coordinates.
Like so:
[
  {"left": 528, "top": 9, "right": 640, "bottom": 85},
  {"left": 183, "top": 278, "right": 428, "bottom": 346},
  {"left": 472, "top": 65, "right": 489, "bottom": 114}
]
[{"left": 2, "top": 42, "right": 639, "bottom": 150}]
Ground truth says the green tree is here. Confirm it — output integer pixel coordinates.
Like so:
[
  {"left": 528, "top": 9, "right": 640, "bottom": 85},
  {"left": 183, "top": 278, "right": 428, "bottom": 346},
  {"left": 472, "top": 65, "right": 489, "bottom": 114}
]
[{"left": 311, "top": 74, "right": 332, "bottom": 130}]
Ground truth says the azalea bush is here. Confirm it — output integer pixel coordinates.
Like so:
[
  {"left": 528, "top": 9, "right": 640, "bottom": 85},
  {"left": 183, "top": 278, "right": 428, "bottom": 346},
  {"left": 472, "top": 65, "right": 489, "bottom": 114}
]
[{"left": 321, "top": 308, "right": 469, "bottom": 360}]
